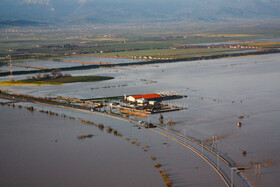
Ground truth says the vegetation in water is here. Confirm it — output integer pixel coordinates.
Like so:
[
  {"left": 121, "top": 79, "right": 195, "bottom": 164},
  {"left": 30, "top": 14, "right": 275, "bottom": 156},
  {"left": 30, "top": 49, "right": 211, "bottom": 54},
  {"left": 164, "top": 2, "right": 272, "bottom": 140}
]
[{"left": 0, "top": 69, "right": 114, "bottom": 86}]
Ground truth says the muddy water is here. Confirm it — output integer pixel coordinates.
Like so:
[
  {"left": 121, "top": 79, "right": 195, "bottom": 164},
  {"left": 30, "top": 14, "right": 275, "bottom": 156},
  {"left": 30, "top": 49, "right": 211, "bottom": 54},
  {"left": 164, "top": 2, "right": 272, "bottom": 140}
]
[
  {"left": 0, "top": 56, "right": 140, "bottom": 72},
  {"left": 1, "top": 53, "right": 280, "bottom": 186},
  {"left": 63, "top": 56, "right": 140, "bottom": 64},
  {"left": 0, "top": 103, "right": 241, "bottom": 187},
  {"left": 0, "top": 105, "right": 164, "bottom": 187}
]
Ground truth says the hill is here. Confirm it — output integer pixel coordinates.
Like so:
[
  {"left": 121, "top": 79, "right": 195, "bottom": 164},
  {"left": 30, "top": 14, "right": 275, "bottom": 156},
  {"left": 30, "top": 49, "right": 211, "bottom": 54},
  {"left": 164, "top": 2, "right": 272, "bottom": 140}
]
[{"left": 0, "top": 0, "right": 279, "bottom": 26}]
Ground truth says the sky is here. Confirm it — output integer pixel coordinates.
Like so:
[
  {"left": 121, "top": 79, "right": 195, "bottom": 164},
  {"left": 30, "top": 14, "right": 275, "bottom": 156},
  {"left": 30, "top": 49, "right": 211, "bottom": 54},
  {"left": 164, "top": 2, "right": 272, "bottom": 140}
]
[{"left": 0, "top": 0, "right": 279, "bottom": 25}]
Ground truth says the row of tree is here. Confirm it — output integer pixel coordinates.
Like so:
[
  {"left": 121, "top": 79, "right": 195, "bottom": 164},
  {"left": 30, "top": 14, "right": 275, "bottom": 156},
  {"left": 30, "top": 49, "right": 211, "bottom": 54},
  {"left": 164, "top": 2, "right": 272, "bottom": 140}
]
[{"left": 27, "top": 69, "right": 71, "bottom": 80}]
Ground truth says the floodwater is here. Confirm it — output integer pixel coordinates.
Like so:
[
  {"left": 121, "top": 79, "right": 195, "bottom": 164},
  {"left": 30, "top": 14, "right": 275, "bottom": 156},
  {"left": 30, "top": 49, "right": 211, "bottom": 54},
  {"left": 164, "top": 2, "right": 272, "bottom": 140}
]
[
  {"left": 0, "top": 60, "right": 83, "bottom": 72},
  {"left": 0, "top": 104, "right": 164, "bottom": 186},
  {"left": 254, "top": 38, "right": 280, "bottom": 42},
  {"left": 1, "top": 53, "right": 280, "bottom": 186},
  {"left": 62, "top": 56, "right": 140, "bottom": 64},
  {"left": 0, "top": 103, "right": 239, "bottom": 186},
  {"left": 186, "top": 41, "right": 243, "bottom": 46},
  {"left": 0, "top": 56, "right": 140, "bottom": 72}
]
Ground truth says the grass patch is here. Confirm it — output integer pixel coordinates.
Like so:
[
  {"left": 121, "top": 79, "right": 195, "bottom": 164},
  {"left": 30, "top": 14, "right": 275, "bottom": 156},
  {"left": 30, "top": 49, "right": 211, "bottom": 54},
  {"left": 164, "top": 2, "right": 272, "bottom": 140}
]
[
  {"left": 0, "top": 81, "right": 61, "bottom": 86},
  {"left": 244, "top": 42, "right": 280, "bottom": 48},
  {"left": 89, "top": 48, "right": 238, "bottom": 59},
  {"left": 0, "top": 76, "right": 114, "bottom": 86},
  {"left": 193, "top": 34, "right": 256, "bottom": 38},
  {"left": 82, "top": 38, "right": 128, "bottom": 42}
]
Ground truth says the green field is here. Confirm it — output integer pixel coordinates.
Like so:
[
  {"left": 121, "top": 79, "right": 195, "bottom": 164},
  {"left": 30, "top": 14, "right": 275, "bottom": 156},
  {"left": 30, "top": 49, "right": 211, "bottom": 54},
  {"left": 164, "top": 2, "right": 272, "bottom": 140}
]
[
  {"left": 1, "top": 25, "right": 280, "bottom": 64},
  {"left": 88, "top": 48, "right": 240, "bottom": 59},
  {"left": 0, "top": 76, "right": 114, "bottom": 86}
]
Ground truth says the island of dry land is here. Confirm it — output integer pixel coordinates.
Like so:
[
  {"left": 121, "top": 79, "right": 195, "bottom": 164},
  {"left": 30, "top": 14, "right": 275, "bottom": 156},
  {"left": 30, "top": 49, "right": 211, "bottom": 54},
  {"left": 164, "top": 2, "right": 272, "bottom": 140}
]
[{"left": 0, "top": 75, "right": 113, "bottom": 86}]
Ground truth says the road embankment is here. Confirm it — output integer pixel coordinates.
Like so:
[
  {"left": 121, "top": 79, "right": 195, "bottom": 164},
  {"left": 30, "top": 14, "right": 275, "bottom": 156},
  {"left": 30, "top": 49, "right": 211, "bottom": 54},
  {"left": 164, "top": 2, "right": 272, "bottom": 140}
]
[{"left": 0, "top": 49, "right": 279, "bottom": 77}]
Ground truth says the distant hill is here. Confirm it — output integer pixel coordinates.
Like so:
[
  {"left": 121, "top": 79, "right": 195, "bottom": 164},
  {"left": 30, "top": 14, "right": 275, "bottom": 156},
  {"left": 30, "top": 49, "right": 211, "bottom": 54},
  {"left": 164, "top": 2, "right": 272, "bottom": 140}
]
[
  {"left": 0, "top": 0, "right": 279, "bottom": 26},
  {"left": 0, "top": 20, "right": 45, "bottom": 26}
]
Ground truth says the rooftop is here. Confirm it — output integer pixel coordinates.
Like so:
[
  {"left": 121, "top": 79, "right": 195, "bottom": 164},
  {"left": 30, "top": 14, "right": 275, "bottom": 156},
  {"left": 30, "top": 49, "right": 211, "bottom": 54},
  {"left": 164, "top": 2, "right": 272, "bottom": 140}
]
[{"left": 130, "top": 93, "right": 162, "bottom": 100}]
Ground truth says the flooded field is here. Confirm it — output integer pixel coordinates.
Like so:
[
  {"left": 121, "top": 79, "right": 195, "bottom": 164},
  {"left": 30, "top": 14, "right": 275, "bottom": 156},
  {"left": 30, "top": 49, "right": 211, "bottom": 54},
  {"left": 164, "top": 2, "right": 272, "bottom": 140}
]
[
  {"left": 1, "top": 53, "right": 280, "bottom": 186},
  {"left": 186, "top": 41, "right": 243, "bottom": 46},
  {"left": 0, "top": 104, "right": 164, "bottom": 186},
  {"left": 62, "top": 56, "right": 141, "bottom": 64},
  {"left": 0, "top": 56, "right": 140, "bottom": 73}
]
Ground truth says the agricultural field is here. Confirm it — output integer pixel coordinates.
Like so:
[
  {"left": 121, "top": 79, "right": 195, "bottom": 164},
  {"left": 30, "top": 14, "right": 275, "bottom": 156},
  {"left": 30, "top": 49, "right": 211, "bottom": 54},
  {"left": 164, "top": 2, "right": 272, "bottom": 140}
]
[
  {"left": 0, "top": 75, "right": 114, "bottom": 86},
  {"left": 1, "top": 26, "right": 280, "bottom": 64},
  {"left": 88, "top": 48, "right": 240, "bottom": 59}
]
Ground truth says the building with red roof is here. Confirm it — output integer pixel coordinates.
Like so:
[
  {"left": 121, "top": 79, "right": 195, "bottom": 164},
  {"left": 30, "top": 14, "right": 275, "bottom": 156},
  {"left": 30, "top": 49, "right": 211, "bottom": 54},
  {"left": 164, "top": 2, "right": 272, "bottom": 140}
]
[{"left": 126, "top": 93, "right": 162, "bottom": 102}]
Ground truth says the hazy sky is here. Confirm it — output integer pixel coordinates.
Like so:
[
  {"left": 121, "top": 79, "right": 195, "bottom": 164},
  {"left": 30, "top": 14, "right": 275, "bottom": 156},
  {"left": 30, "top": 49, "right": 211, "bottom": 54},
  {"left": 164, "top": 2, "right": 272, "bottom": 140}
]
[{"left": 1, "top": 0, "right": 279, "bottom": 24}]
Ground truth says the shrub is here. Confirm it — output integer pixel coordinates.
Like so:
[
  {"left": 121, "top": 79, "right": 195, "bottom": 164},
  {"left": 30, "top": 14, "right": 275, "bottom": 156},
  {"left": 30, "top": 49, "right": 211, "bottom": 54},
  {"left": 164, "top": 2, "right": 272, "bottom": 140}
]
[
  {"left": 154, "top": 163, "right": 161, "bottom": 168},
  {"left": 151, "top": 156, "right": 156, "bottom": 161},
  {"left": 98, "top": 124, "right": 104, "bottom": 130},
  {"left": 238, "top": 115, "right": 244, "bottom": 119},
  {"left": 113, "top": 130, "right": 118, "bottom": 136},
  {"left": 159, "top": 169, "right": 173, "bottom": 187},
  {"left": 106, "top": 126, "right": 113, "bottom": 133},
  {"left": 77, "top": 134, "right": 94, "bottom": 140}
]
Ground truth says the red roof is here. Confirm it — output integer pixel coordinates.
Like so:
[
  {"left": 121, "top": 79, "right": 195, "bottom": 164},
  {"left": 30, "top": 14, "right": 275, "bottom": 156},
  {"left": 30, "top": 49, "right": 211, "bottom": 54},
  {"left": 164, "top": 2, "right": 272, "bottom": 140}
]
[{"left": 131, "top": 93, "right": 162, "bottom": 100}]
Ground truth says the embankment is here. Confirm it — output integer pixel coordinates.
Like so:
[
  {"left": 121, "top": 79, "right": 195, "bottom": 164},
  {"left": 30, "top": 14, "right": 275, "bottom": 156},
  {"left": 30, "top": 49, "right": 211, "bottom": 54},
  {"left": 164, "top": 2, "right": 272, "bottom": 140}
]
[{"left": 0, "top": 49, "right": 279, "bottom": 77}]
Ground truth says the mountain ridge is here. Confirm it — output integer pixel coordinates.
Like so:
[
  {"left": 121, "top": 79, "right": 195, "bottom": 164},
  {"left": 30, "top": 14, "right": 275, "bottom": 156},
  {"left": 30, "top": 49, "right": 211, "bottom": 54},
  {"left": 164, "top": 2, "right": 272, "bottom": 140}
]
[{"left": 0, "top": 0, "right": 279, "bottom": 26}]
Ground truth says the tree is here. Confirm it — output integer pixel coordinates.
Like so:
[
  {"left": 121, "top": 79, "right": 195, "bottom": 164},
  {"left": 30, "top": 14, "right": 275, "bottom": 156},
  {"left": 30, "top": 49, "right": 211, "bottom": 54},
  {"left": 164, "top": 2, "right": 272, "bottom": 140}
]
[
  {"left": 43, "top": 73, "right": 50, "bottom": 79},
  {"left": 51, "top": 68, "right": 62, "bottom": 78},
  {"left": 167, "top": 118, "right": 175, "bottom": 127},
  {"left": 36, "top": 73, "right": 41, "bottom": 80},
  {"left": 159, "top": 114, "right": 164, "bottom": 124}
]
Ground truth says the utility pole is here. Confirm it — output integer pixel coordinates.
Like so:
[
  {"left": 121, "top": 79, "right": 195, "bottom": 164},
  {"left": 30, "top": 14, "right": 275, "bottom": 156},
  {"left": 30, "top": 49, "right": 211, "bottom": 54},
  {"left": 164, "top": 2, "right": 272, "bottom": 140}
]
[
  {"left": 166, "top": 117, "right": 170, "bottom": 144},
  {"left": 201, "top": 139, "right": 204, "bottom": 155},
  {"left": 212, "top": 135, "right": 218, "bottom": 150},
  {"left": 231, "top": 167, "right": 234, "bottom": 187},
  {"left": 8, "top": 55, "right": 13, "bottom": 81},
  {"left": 212, "top": 136, "right": 216, "bottom": 149},
  {"left": 217, "top": 150, "right": 220, "bottom": 170},
  {"left": 184, "top": 129, "right": 186, "bottom": 145},
  {"left": 255, "top": 163, "right": 261, "bottom": 176}
]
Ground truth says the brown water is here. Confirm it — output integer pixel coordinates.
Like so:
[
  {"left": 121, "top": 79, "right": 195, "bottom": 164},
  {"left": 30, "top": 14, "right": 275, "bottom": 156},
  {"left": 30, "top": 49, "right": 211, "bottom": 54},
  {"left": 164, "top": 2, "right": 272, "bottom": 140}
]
[
  {"left": 1, "top": 53, "right": 280, "bottom": 186},
  {"left": 0, "top": 105, "right": 164, "bottom": 186},
  {"left": 1, "top": 104, "right": 242, "bottom": 186}
]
